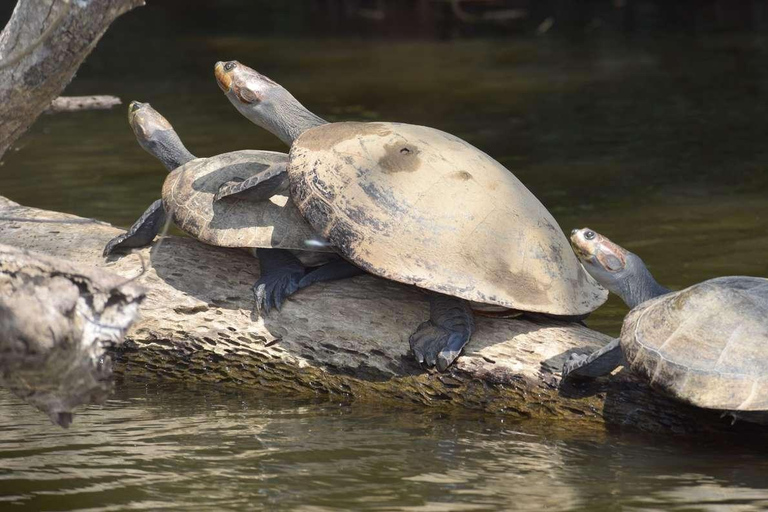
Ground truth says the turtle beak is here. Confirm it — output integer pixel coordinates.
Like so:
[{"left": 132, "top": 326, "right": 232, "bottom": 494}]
[
  {"left": 569, "top": 228, "right": 594, "bottom": 261},
  {"left": 215, "top": 61, "right": 234, "bottom": 92},
  {"left": 127, "top": 101, "right": 145, "bottom": 125}
]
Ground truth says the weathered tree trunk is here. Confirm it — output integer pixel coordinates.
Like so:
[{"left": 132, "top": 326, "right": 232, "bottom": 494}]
[
  {"left": 0, "top": 195, "right": 760, "bottom": 435},
  {"left": 0, "top": 242, "right": 144, "bottom": 427},
  {"left": 0, "top": 0, "right": 144, "bottom": 161}
]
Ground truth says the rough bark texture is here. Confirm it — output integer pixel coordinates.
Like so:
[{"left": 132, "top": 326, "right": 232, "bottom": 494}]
[
  {"left": 0, "top": 0, "right": 144, "bottom": 160},
  {"left": 46, "top": 95, "right": 122, "bottom": 113},
  {"left": 0, "top": 242, "right": 144, "bottom": 427},
  {"left": 0, "top": 195, "right": 760, "bottom": 435}
]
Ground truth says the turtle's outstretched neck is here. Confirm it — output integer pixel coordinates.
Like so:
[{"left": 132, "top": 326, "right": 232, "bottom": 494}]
[
  {"left": 612, "top": 253, "right": 670, "bottom": 309},
  {"left": 127, "top": 101, "right": 196, "bottom": 172},
  {"left": 248, "top": 88, "right": 327, "bottom": 146},
  {"left": 213, "top": 61, "right": 326, "bottom": 146},
  {"left": 149, "top": 130, "right": 196, "bottom": 171},
  {"left": 570, "top": 228, "right": 670, "bottom": 310}
]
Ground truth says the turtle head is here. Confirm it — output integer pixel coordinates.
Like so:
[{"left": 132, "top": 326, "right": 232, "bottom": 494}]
[
  {"left": 214, "top": 60, "right": 326, "bottom": 146},
  {"left": 570, "top": 228, "right": 669, "bottom": 308},
  {"left": 127, "top": 101, "right": 194, "bottom": 171}
]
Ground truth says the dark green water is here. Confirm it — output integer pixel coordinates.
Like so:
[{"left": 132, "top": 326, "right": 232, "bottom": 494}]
[{"left": 2, "top": 29, "right": 768, "bottom": 510}]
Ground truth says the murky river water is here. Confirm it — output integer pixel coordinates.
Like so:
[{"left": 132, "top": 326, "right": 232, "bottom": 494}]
[{"left": 2, "top": 11, "right": 768, "bottom": 510}]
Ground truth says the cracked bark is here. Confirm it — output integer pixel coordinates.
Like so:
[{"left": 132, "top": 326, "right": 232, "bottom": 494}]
[
  {"left": 0, "top": 195, "right": 760, "bottom": 436},
  {"left": 0, "top": 242, "right": 144, "bottom": 427},
  {"left": 0, "top": 0, "right": 144, "bottom": 161}
]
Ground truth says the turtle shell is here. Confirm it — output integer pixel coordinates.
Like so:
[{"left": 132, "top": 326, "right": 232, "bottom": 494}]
[
  {"left": 162, "top": 150, "right": 333, "bottom": 253},
  {"left": 621, "top": 276, "right": 768, "bottom": 411},
  {"left": 288, "top": 122, "right": 607, "bottom": 314}
]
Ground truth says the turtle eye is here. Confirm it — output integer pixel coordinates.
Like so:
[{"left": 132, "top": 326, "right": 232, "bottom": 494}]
[
  {"left": 224, "top": 61, "right": 236, "bottom": 72},
  {"left": 584, "top": 230, "right": 596, "bottom": 240}
]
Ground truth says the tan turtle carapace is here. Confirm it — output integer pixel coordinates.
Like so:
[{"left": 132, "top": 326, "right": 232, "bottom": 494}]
[
  {"left": 216, "top": 61, "right": 607, "bottom": 370},
  {"left": 104, "top": 103, "right": 361, "bottom": 312},
  {"left": 564, "top": 228, "right": 768, "bottom": 422}
]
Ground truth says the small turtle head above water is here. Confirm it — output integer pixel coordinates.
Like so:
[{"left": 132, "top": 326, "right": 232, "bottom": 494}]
[
  {"left": 214, "top": 60, "right": 326, "bottom": 146},
  {"left": 127, "top": 101, "right": 194, "bottom": 171},
  {"left": 570, "top": 228, "right": 668, "bottom": 308}
]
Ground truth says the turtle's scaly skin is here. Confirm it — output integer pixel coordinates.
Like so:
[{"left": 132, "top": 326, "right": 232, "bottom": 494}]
[
  {"left": 289, "top": 122, "right": 606, "bottom": 315},
  {"left": 162, "top": 150, "right": 333, "bottom": 253},
  {"left": 622, "top": 276, "right": 768, "bottom": 411}
]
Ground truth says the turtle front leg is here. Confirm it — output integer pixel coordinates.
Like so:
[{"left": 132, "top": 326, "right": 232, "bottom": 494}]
[
  {"left": 103, "top": 199, "right": 166, "bottom": 256},
  {"left": 297, "top": 259, "right": 364, "bottom": 289},
  {"left": 409, "top": 294, "right": 475, "bottom": 371},
  {"left": 561, "top": 338, "right": 625, "bottom": 379},
  {"left": 253, "top": 250, "right": 363, "bottom": 313},
  {"left": 214, "top": 162, "right": 288, "bottom": 202},
  {"left": 253, "top": 248, "right": 305, "bottom": 314}
]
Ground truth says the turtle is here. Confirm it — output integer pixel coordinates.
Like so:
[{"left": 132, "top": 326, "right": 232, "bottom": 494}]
[
  {"left": 562, "top": 228, "right": 768, "bottom": 420},
  {"left": 103, "top": 101, "right": 362, "bottom": 311},
  {"left": 213, "top": 60, "right": 608, "bottom": 371}
]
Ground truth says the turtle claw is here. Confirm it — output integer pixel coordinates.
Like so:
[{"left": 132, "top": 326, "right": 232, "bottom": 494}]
[
  {"left": 102, "top": 199, "right": 165, "bottom": 257},
  {"left": 437, "top": 349, "right": 461, "bottom": 372},
  {"left": 410, "top": 296, "right": 474, "bottom": 371},
  {"left": 103, "top": 233, "right": 130, "bottom": 257},
  {"left": 252, "top": 267, "right": 303, "bottom": 315},
  {"left": 409, "top": 322, "right": 458, "bottom": 371}
]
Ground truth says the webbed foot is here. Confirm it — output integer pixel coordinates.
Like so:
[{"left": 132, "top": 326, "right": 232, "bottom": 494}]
[
  {"left": 253, "top": 249, "right": 304, "bottom": 314},
  {"left": 560, "top": 338, "right": 624, "bottom": 380},
  {"left": 103, "top": 199, "right": 166, "bottom": 257},
  {"left": 409, "top": 295, "right": 474, "bottom": 371}
]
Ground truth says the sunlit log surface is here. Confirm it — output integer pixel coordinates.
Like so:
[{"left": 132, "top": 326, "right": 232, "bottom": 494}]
[
  {"left": 0, "top": 195, "right": 760, "bottom": 435},
  {"left": 0, "top": 0, "right": 144, "bottom": 160},
  {"left": 0, "top": 242, "right": 144, "bottom": 427}
]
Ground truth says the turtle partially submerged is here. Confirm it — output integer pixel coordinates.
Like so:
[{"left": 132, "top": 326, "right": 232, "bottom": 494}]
[
  {"left": 563, "top": 228, "right": 768, "bottom": 420},
  {"left": 214, "top": 61, "right": 608, "bottom": 370},
  {"left": 104, "top": 102, "right": 361, "bottom": 311}
]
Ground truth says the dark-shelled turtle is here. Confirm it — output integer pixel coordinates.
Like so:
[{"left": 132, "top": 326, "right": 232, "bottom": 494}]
[{"left": 215, "top": 61, "right": 607, "bottom": 370}]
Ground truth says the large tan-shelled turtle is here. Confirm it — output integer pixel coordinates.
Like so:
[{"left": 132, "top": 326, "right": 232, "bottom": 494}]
[
  {"left": 563, "top": 228, "right": 768, "bottom": 423},
  {"left": 103, "top": 102, "right": 360, "bottom": 311},
  {"left": 214, "top": 60, "right": 607, "bottom": 371}
]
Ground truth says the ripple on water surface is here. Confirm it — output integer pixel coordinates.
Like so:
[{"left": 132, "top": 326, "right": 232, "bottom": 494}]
[{"left": 2, "top": 383, "right": 768, "bottom": 511}]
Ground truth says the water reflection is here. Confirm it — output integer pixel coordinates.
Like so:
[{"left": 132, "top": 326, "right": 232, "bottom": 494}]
[{"left": 2, "top": 383, "right": 768, "bottom": 511}]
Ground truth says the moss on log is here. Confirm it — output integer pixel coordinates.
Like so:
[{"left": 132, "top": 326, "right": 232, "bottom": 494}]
[{"left": 0, "top": 195, "right": 759, "bottom": 435}]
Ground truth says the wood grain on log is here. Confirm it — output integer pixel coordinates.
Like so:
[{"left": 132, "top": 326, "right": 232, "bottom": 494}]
[
  {"left": 0, "top": 242, "right": 144, "bottom": 427},
  {"left": 0, "top": 195, "right": 757, "bottom": 435},
  {"left": 0, "top": 0, "right": 144, "bottom": 160}
]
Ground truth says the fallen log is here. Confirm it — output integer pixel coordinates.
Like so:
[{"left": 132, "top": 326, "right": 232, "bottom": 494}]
[
  {"left": 45, "top": 95, "right": 122, "bottom": 114},
  {"left": 0, "top": 195, "right": 758, "bottom": 435},
  {"left": 0, "top": 243, "right": 144, "bottom": 427}
]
